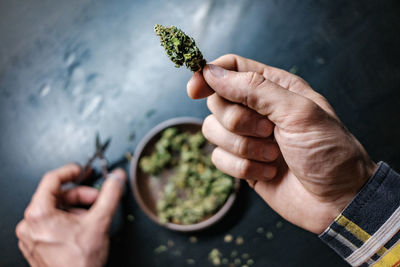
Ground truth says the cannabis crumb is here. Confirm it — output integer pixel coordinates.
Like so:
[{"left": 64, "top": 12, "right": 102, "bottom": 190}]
[
  {"left": 235, "top": 236, "right": 244, "bottom": 245},
  {"left": 172, "top": 249, "right": 181, "bottom": 256},
  {"left": 222, "top": 258, "right": 229, "bottom": 264},
  {"left": 167, "top": 240, "right": 174, "bottom": 247},
  {"left": 231, "top": 250, "right": 238, "bottom": 258},
  {"left": 276, "top": 221, "right": 283, "bottom": 229},
  {"left": 224, "top": 234, "right": 233, "bottom": 243},
  {"left": 234, "top": 258, "right": 241, "bottom": 265},
  {"left": 256, "top": 227, "right": 264, "bottom": 234},
  {"left": 154, "top": 245, "right": 168, "bottom": 254},
  {"left": 247, "top": 259, "right": 254, "bottom": 265},
  {"left": 126, "top": 214, "right": 135, "bottom": 222},
  {"left": 266, "top": 231, "right": 274, "bottom": 240},
  {"left": 189, "top": 236, "right": 198, "bottom": 243},
  {"left": 289, "top": 65, "right": 298, "bottom": 74},
  {"left": 241, "top": 253, "right": 250, "bottom": 260},
  {"left": 209, "top": 248, "right": 222, "bottom": 266},
  {"left": 186, "top": 258, "right": 196, "bottom": 265}
]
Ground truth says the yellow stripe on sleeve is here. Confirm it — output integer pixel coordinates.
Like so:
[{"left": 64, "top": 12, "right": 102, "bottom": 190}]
[
  {"left": 336, "top": 215, "right": 371, "bottom": 242},
  {"left": 336, "top": 215, "right": 387, "bottom": 256},
  {"left": 372, "top": 241, "right": 400, "bottom": 267}
]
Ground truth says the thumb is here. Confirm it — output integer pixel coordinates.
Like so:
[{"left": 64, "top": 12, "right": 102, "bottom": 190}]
[
  {"left": 88, "top": 169, "right": 126, "bottom": 230},
  {"left": 203, "top": 64, "right": 316, "bottom": 128}
]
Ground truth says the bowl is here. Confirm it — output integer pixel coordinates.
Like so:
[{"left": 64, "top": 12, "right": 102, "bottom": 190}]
[{"left": 130, "top": 117, "right": 240, "bottom": 232}]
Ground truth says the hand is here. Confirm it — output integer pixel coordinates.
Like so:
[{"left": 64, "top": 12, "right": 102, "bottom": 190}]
[
  {"left": 15, "top": 164, "right": 126, "bottom": 267},
  {"left": 187, "top": 54, "right": 377, "bottom": 234}
]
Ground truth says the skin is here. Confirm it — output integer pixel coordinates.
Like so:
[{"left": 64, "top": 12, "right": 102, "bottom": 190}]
[
  {"left": 15, "top": 164, "right": 126, "bottom": 267},
  {"left": 187, "top": 54, "right": 377, "bottom": 234}
]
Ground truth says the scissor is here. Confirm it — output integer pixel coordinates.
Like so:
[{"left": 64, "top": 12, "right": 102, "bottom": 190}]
[{"left": 79, "top": 133, "right": 111, "bottom": 183}]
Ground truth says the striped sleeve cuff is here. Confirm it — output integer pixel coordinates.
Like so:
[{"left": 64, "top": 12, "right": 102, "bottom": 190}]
[{"left": 319, "top": 161, "right": 400, "bottom": 267}]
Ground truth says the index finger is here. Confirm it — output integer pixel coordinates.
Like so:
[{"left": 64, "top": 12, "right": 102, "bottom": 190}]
[
  {"left": 32, "top": 164, "right": 82, "bottom": 208},
  {"left": 188, "top": 54, "right": 293, "bottom": 99}
]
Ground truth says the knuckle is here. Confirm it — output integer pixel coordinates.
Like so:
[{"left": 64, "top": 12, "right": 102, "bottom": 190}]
[
  {"left": 318, "top": 95, "right": 329, "bottom": 104},
  {"left": 206, "top": 94, "right": 222, "bottom": 115},
  {"left": 15, "top": 222, "right": 25, "bottom": 238},
  {"left": 244, "top": 71, "right": 265, "bottom": 89},
  {"left": 294, "top": 76, "right": 310, "bottom": 87},
  {"left": 18, "top": 241, "right": 23, "bottom": 250},
  {"left": 224, "top": 105, "right": 243, "bottom": 132},
  {"left": 303, "top": 99, "right": 321, "bottom": 117},
  {"left": 210, "top": 148, "right": 218, "bottom": 164},
  {"left": 24, "top": 206, "right": 46, "bottom": 222},
  {"left": 290, "top": 76, "right": 306, "bottom": 87},
  {"left": 206, "top": 95, "right": 214, "bottom": 111},
  {"left": 24, "top": 209, "right": 36, "bottom": 221},
  {"left": 23, "top": 206, "right": 32, "bottom": 219},
  {"left": 315, "top": 93, "right": 330, "bottom": 107},
  {"left": 238, "top": 159, "right": 252, "bottom": 178},
  {"left": 220, "top": 53, "right": 238, "bottom": 61},
  {"left": 269, "top": 144, "right": 280, "bottom": 160},
  {"left": 42, "top": 171, "right": 55, "bottom": 182},
  {"left": 225, "top": 53, "right": 237, "bottom": 58},
  {"left": 269, "top": 166, "right": 278, "bottom": 178},
  {"left": 295, "top": 98, "right": 318, "bottom": 117},
  {"left": 242, "top": 73, "right": 266, "bottom": 110},
  {"left": 211, "top": 148, "right": 223, "bottom": 172},
  {"left": 234, "top": 137, "right": 249, "bottom": 157},
  {"left": 64, "top": 163, "right": 81, "bottom": 175},
  {"left": 202, "top": 115, "right": 214, "bottom": 137}
]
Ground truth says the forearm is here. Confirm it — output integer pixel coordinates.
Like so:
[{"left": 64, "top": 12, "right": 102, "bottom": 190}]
[{"left": 320, "top": 162, "right": 400, "bottom": 267}]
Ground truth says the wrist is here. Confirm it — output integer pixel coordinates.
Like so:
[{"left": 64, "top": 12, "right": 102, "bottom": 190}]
[{"left": 317, "top": 159, "right": 377, "bottom": 234}]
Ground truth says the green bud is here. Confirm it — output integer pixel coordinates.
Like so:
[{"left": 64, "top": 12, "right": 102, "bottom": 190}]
[{"left": 154, "top": 24, "right": 206, "bottom": 72}]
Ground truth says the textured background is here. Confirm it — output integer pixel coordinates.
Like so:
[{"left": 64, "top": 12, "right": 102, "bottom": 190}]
[{"left": 1, "top": 0, "right": 399, "bottom": 266}]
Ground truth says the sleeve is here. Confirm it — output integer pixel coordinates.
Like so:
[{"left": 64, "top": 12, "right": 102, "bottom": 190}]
[{"left": 319, "top": 162, "right": 400, "bottom": 267}]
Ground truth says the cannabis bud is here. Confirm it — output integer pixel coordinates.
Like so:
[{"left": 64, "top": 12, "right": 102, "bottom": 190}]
[{"left": 154, "top": 24, "right": 206, "bottom": 72}]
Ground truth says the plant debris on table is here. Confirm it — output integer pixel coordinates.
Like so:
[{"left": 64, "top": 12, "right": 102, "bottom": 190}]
[
  {"left": 154, "top": 245, "right": 168, "bottom": 254},
  {"left": 235, "top": 236, "right": 244, "bottom": 245},
  {"left": 139, "top": 127, "right": 234, "bottom": 225},
  {"left": 209, "top": 248, "right": 222, "bottom": 266},
  {"left": 154, "top": 24, "right": 206, "bottom": 72},
  {"left": 224, "top": 234, "right": 233, "bottom": 243},
  {"left": 266, "top": 231, "right": 274, "bottom": 240},
  {"left": 189, "top": 236, "right": 198, "bottom": 243}
]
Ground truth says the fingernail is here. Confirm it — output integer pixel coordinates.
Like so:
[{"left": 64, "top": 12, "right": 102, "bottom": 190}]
[
  {"left": 256, "top": 120, "right": 269, "bottom": 136},
  {"left": 207, "top": 64, "right": 227, "bottom": 78}
]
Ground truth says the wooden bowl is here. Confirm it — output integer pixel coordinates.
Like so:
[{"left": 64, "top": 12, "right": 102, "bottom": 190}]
[{"left": 130, "top": 117, "right": 240, "bottom": 232}]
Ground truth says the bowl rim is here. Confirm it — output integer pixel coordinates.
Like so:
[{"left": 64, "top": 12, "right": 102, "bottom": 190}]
[{"left": 129, "top": 116, "right": 240, "bottom": 232}]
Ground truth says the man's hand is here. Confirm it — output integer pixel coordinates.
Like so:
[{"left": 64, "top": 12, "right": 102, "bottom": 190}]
[
  {"left": 15, "top": 164, "right": 126, "bottom": 267},
  {"left": 187, "top": 54, "right": 377, "bottom": 234}
]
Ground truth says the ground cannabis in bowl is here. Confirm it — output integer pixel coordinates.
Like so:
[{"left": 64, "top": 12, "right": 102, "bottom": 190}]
[
  {"left": 154, "top": 24, "right": 206, "bottom": 72},
  {"left": 139, "top": 127, "right": 234, "bottom": 224}
]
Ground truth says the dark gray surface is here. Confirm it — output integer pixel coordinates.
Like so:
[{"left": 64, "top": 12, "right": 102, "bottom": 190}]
[{"left": 1, "top": 0, "right": 399, "bottom": 266}]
